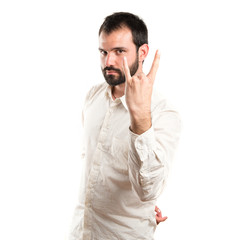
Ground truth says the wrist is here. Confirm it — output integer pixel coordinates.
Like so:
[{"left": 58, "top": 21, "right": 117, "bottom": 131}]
[{"left": 130, "top": 113, "right": 152, "bottom": 135}]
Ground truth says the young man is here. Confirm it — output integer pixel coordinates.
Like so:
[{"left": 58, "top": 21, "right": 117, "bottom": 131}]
[{"left": 69, "top": 12, "right": 181, "bottom": 240}]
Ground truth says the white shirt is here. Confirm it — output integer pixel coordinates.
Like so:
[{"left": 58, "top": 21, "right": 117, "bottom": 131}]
[{"left": 69, "top": 82, "right": 181, "bottom": 240}]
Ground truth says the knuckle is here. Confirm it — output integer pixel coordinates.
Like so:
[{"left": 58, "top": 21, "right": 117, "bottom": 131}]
[
  {"left": 137, "top": 72, "right": 145, "bottom": 78},
  {"left": 132, "top": 76, "right": 138, "bottom": 82}
]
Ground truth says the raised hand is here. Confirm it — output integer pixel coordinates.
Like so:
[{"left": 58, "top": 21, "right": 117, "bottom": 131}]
[{"left": 123, "top": 50, "right": 160, "bottom": 135}]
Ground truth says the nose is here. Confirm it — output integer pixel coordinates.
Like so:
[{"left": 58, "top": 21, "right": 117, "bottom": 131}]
[{"left": 105, "top": 52, "right": 116, "bottom": 67}]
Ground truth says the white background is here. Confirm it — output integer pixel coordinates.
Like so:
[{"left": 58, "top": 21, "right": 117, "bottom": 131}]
[{"left": 0, "top": 0, "right": 240, "bottom": 239}]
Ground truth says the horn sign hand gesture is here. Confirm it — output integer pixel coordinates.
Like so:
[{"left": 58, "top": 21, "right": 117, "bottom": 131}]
[{"left": 123, "top": 50, "right": 160, "bottom": 135}]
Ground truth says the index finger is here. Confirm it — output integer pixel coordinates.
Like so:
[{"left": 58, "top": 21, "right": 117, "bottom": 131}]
[
  {"left": 123, "top": 56, "right": 131, "bottom": 81},
  {"left": 147, "top": 50, "right": 160, "bottom": 81}
]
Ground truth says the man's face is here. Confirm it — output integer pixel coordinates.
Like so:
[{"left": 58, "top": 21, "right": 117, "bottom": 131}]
[{"left": 99, "top": 27, "right": 139, "bottom": 86}]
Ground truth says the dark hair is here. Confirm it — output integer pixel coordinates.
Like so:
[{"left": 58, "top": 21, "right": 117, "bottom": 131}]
[{"left": 99, "top": 12, "right": 148, "bottom": 50}]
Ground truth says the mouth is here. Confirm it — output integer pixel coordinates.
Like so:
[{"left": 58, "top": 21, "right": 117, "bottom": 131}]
[{"left": 106, "top": 70, "right": 119, "bottom": 75}]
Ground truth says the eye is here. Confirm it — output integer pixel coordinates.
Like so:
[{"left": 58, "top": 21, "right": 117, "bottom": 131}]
[
  {"left": 99, "top": 50, "right": 107, "bottom": 56},
  {"left": 116, "top": 49, "right": 125, "bottom": 55}
]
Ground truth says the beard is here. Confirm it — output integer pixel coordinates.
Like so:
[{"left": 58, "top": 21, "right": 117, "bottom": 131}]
[{"left": 102, "top": 56, "right": 139, "bottom": 86}]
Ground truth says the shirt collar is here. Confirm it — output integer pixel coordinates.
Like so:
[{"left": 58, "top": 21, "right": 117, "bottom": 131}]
[
  {"left": 105, "top": 83, "right": 161, "bottom": 112},
  {"left": 119, "top": 95, "right": 128, "bottom": 111},
  {"left": 105, "top": 85, "right": 129, "bottom": 111}
]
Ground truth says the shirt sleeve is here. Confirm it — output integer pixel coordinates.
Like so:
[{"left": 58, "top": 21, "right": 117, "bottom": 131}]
[{"left": 128, "top": 107, "right": 181, "bottom": 202}]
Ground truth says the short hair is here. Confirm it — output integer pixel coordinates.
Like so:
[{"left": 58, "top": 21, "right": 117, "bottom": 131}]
[{"left": 99, "top": 12, "right": 148, "bottom": 50}]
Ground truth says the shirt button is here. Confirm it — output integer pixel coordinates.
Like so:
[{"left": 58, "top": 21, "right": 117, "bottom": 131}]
[{"left": 138, "top": 144, "right": 142, "bottom": 149}]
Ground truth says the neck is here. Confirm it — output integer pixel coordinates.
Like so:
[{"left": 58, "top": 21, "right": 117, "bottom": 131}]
[{"left": 112, "top": 83, "right": 125, "bottom": 100}]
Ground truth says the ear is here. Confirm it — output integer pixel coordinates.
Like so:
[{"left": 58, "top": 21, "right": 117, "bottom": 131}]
[{"left": 138, "top": 44, "right": 149, "bottom": 62}]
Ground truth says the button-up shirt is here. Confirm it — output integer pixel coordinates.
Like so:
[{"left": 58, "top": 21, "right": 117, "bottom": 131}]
[{"left": 69, "top": 82, "right": 181, "bottom": 240}]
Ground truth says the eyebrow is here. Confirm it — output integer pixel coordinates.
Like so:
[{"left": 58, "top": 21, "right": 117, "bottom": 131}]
[{"left": 98, "top": 47, "right": 128, "bottom": 52}]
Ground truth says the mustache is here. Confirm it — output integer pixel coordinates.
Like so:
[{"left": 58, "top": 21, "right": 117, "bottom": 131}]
[{"left": 103, "top": 67, "right": 122, "bottom": 73}]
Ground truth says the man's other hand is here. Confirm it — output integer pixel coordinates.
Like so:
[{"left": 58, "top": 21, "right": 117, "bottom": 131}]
[{"left": 155, "top": 206, "right": 168, "bottom": 225}]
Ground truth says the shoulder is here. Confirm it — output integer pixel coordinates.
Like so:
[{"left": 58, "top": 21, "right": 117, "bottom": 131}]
[
  {"left": 151, "top": 87, "right": 181, "bottom": 127},
  {"left": 84, "top": 82, "right": 108, "bottom": 103},
  {"left": 151, "top": 88, "right": 177, "bottom": 112}
]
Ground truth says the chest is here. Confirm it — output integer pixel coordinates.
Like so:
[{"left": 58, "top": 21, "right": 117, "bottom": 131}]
[{"left": 83, "top": 95, "right": 130, "bottom": 153}]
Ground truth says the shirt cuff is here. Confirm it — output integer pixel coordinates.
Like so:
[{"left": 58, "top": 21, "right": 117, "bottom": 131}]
[{"left": 129, "top": 126, "right": 156, "bottom": 159}]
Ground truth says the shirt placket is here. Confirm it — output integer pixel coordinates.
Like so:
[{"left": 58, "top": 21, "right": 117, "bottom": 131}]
[{"left": 82, "top": 98, "right": 120, "bottom": 239}]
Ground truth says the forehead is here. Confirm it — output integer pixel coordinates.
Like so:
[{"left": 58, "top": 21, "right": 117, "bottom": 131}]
[{"left": 99, "top": 27, "right": 135, "bottom": 50}]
